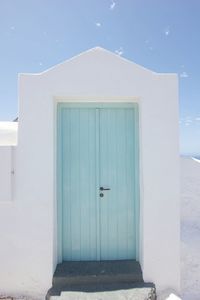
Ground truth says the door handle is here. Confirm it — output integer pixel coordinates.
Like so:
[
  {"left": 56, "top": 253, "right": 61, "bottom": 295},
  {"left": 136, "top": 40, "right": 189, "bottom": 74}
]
[{"left": 100, "top": 187, "right": 111, "bottom": 191}]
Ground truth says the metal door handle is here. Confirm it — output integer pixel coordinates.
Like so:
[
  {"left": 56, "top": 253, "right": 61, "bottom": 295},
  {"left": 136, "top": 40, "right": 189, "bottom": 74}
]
[{"left": 100, "top": 187, "right": 110, "bottom": 191}]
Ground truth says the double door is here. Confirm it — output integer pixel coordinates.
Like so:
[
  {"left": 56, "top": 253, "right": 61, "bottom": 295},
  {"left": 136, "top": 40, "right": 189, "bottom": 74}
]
[{"left": 58, "top": 104, "right": 138, "bottom": 261}]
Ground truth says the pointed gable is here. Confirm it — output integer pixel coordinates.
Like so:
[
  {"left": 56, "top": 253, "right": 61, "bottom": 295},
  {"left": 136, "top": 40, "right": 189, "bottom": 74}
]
[{"left": 40, "top": 47, "right": 156, "bottom": 77}]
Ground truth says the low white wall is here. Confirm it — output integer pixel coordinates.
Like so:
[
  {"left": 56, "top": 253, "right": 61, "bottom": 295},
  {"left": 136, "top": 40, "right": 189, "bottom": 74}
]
[
  {"left": 0, "top": 122, "right": 18, "bottom": 145},
  {"left": 0, "top": 145, "right": 50, "bottom": 299},
  {"left": 0, "top": 146, "right": 13, "bottom": 202}
]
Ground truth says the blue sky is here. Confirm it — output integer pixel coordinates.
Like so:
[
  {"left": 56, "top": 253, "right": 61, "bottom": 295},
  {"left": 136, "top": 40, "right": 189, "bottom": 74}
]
[{"left": 0, "top": 0, "right": 199, "bottom": 155}]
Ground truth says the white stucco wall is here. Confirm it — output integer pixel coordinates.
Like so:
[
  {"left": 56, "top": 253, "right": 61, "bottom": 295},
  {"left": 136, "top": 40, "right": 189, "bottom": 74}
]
[
  {"left": 0, "top": 47, "right": 180, "bottom": 298},
  {"left": 0, "top": 123, "right": 17, "bottom": 202}
]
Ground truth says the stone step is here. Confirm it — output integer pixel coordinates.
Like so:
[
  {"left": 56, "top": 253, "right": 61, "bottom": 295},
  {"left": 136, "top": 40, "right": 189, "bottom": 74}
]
[
  {"left": 47, "top": 282, "right": 156, "bottom": 300},
  {"left": 46, "top": 260, "right": 156, "bottom": 300},
  {"left": 52, "top": 260, "right": 143, "bottom": 287}
]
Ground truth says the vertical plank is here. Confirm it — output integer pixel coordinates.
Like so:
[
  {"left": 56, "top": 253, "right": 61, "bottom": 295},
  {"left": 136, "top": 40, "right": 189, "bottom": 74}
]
[
  {"left": 134, "top": 106, "right": 140, "bottom": 261},
  {"left": 57, "top": 105, "right": 63, "bottom": 261},
  {"left": 126, "top": 109, "right": 136, "bottom": 258},
  {"left": 62, "top": 108, "right": 71, "bottom": 259},
  {"left": 95, "top": 109, "right": 100, "bottom": 260}
]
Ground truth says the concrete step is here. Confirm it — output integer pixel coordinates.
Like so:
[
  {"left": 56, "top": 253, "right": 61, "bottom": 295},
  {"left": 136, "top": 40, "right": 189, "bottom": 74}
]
[
  {"left": 53, "top": 260, "right": 143, "bottom": 287},
  {"left": 47, "top": 282, "right": 156, "bottom": 300},
  {"left": 46, "top": 260, "right": 156, "bottom": 300}
]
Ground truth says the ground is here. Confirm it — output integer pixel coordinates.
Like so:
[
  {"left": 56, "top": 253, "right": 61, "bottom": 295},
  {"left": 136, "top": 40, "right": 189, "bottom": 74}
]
[{"left": 181, "top": 157, "right": 200, "bottom": 300}]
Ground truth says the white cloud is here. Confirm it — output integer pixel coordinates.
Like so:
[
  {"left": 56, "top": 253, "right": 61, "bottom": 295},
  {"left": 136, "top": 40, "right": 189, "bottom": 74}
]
[
  {"left": 180, "top": 116, "right": 200, "bottom": 126},
  {"left": 165, "top": 29, "right": 170, "bottom": 36},
  {"left": 165, "top": 28, "right": 170, "bottom": 36},
  {"left": 180, "top": 71, "right": 189, "bottom": 78},
  {"left": 182, "top": 116, "right": 193, "bottom": 126},
  {"left": 95, "top": 22, "right": 101, "bottom": 27},
  {"left": 110, "top": 0, "right": 116, "bottom": 10},
  {"left": 185, "top": 116, "right": 192, "bottom": 122},
  {"left": 115, "top": 47, "right": 124, "bottom": 56},
  {"left": 144, "top": 40, "right": 154, "bottom": 51}
]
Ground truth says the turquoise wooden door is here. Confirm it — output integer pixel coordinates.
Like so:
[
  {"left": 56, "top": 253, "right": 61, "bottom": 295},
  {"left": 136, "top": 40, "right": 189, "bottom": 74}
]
[
  {"left": 99, "top": 108, "right": 136, "bottom": 260},
  {"left": 58, "top": 104, "right": 138, "bottom": 261}
]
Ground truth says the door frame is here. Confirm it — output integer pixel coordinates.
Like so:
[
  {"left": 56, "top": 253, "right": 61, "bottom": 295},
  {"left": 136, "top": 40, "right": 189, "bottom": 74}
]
[{"left": 57, "top": 102, "right": 140, "bottom": 262}]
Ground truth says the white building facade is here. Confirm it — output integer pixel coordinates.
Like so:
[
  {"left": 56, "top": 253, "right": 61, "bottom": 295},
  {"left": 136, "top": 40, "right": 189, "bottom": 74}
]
[{"left": 0, "top": 47, "right": 180, "bottom": 299}]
